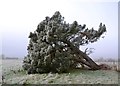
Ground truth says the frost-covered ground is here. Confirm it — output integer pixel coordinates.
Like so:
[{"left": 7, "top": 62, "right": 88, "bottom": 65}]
[{"left": 1, "top": 59, "right": 119, "bottom": 84}]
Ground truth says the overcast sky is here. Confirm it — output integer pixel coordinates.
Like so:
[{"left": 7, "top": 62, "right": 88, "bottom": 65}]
[{"left": 0, "top": 0, "right": 118, "bottom": 59}]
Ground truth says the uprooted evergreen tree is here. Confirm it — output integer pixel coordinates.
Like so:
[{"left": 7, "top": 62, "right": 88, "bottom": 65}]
[{"left": 23, "top": 11, "right": 106, "bottom": 74}]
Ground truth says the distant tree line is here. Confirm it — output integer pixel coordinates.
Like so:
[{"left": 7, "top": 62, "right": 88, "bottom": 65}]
[
  {"left": 1, "top": 54, "right": 18, "bottom": 60},
  {"left": 95, "top": 57, "right": 118, "bottom": 62}
]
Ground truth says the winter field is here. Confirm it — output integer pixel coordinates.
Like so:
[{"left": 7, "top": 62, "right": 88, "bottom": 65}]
[{"left": 1, "top": 59, "right": 119, "bottom": 85}]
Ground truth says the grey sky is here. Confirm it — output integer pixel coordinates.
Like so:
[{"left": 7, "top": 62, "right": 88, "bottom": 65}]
[{"left": 0, "top": 0, "right": 118, "bottom": 59}]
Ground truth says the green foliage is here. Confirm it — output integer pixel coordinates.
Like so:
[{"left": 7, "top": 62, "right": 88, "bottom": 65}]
[{"left": 23, "top": 11, "right": 106, "bottom": 74}]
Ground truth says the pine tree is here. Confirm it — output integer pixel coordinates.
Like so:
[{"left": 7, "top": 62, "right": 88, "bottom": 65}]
[{"left": 23, "top": 11, "right": 106, "bottom": 74}]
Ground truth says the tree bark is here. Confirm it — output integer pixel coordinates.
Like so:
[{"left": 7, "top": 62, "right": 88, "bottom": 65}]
[{"left": 62, "top": 39, "right": 100, "bottom": 70}]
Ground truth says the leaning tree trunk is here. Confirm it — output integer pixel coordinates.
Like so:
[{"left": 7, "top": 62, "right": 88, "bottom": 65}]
[{"left": 62, "top": 39, "right": 100, "bottom": 70}]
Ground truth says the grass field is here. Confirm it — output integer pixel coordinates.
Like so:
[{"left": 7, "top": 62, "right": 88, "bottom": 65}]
[{"left": 1, "top": 59, "right": 119, "bottom": 84}]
